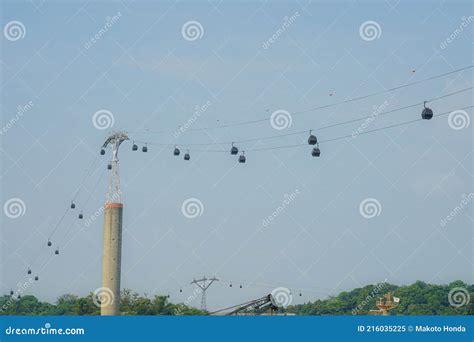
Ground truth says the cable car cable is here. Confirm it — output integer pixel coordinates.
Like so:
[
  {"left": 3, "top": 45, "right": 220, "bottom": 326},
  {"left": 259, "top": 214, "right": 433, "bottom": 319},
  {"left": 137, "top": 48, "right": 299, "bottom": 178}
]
[
  {"left": 175, "top": 105, "right": 472, "bottom": 153},
  {"left": 58, "top": 166, "right": 107, "bottom": 245},
  {"left": 249, "top": 105, "right": 474, "bottom": 152},
  {"left": 132, "top": 66, "right": 473, "bottom": 135},
  {"left": 47, "top": 157, "right": 100, "bottom": 240},
  {"left": 129, "top": 87, "right": 471, "bottom": 148},
  {"left": 71, "top": 157, "right": 99, "bottom": 203},
  {"left": 290, "top": 66, "right": 473, "bottom": 115},
  {"left": 31, "top": 159, "right": 104, "bottom": 273}
]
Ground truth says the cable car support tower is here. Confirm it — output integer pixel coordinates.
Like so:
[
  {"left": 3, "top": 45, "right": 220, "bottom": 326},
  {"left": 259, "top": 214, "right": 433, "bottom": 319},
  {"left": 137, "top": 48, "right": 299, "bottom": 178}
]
[{"left": 100, "top": 131, "right": 128, "bottom": 315}]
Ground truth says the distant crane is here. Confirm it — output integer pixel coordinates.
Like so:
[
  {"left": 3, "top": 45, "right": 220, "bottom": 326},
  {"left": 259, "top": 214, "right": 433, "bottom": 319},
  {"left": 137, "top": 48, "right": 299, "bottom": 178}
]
[
  {"left": 190, "top": 276, "right": 219, "bottom": 311},
  {"left": 209, "top": 294, "right": 279, "bottom": 316}
]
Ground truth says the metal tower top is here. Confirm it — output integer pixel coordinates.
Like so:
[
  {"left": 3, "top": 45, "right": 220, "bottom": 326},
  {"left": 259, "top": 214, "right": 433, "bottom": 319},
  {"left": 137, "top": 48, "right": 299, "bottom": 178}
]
[
  {"left": 191, "top": 276, "right": 219, "bottom": 311},
  {"left": 101, "top": 131, "right": 129, "bottom": 204}
]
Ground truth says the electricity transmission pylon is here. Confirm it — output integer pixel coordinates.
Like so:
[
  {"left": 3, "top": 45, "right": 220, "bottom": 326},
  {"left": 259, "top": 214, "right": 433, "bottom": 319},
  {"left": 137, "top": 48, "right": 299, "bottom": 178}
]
[{"left": 191, "top": 276, "right": 219, "bottom": 311}]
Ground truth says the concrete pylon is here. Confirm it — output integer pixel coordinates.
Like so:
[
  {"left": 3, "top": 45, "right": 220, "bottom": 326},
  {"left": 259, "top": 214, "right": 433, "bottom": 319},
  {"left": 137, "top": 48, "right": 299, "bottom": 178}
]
[{"left": 101, "top": 202, "right": 123, "bottom": 315}]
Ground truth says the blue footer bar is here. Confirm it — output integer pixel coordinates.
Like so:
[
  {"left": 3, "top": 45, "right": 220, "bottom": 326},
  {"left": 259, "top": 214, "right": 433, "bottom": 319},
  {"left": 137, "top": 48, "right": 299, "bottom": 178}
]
[{"left": 0, "top": 316, "right": 472, "bottom": 341}]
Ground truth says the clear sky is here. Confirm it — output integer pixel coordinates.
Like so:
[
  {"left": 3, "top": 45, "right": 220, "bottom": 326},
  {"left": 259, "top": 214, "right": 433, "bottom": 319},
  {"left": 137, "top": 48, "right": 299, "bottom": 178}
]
[{"left": 1, "top": 0, "right": 472, "bottom": 311}]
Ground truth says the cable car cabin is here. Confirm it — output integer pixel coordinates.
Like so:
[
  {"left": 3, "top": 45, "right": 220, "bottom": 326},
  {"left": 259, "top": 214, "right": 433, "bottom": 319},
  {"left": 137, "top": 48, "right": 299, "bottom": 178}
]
[
  {"left": 34, "top": 276, "right": 39, "bottom": 281},
  {"left": 55, "top": 249, "right": 59, "bottom": 255},
  {"left": 10, "top": 290, "right": 13, "bottom": 295},
  {"left": 27, "top": 269, "right": 31, "bottom": 274},
  {"left": 70, "top": 202, "right": 76, "bottom": 209},
  {"left": 308, "top": 134, "right": 318, "bottom": 145},
  {"left": 421, "top": 107, "right": 433, "bottom": 120},
  {"left": 142, "top": 145, "right": 148, "bottom": 152},
  {"left": 132, "top": 143, "right": 138, "bottom": 151},
  {"left": 107, "top": 164, "right": 112, "bottom": 170},
  {"left": 174, "top": 147, "right": 180, "bottom": 156},
  {"left": 47, "top": 240, "right": 52, "bottom": 247},
  {"left": 79, "top": 213, "right": 83, "bottom": 219},
  {"left": 184, "top": 152, "right": 190, "bottom": 161},
  {"left": 231, "top": 145, "right": 238, "bottom": 155},
  {"left": 100, "top": 149, "right": 105, "bottom": 155},
  {"left": 17, "top": 295, "right": 21, "bottom": 299},
  {"left": 312, "top": 147, "right": 321, "bottom": 157},
  {"left": 239, "top": 154, "right": 246, "bottom": 163}
]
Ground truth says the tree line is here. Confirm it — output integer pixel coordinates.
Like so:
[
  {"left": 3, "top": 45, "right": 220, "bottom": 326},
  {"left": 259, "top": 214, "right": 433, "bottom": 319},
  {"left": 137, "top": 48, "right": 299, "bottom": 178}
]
[
  {"left": 0, "top": 289, "right": 203, "bottom": 316},
  {"left": 286, "top": 280, "right": 473, "bottom": 315},
  {"left": 0, "top": 280, "right": 472, "bottom": 315}
]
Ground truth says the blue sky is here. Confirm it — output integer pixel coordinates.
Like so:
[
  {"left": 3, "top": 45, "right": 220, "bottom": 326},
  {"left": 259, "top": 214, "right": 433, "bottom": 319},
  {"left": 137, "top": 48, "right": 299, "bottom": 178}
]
[{"left": 1, "top": 0, "right": 472, "bottom": 310}]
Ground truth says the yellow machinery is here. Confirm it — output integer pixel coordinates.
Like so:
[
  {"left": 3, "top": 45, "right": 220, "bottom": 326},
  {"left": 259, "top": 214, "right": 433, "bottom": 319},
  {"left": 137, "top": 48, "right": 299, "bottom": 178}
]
[{"left": 370, "top": 293, "right": 400, "bottom": 316}]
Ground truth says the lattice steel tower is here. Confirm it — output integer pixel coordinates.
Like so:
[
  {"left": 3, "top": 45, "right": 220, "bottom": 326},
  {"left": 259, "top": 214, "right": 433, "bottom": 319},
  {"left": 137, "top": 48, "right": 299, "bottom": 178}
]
[{"left": 191, "top": 276, "right": 219, "bottom": 311}]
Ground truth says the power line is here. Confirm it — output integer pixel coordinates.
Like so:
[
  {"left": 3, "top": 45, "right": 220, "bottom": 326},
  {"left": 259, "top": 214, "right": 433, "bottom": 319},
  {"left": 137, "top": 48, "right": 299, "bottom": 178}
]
[{"left": 132, "top": 66, "right": 473, "bottom": 135}]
